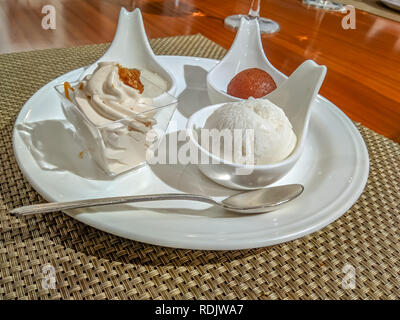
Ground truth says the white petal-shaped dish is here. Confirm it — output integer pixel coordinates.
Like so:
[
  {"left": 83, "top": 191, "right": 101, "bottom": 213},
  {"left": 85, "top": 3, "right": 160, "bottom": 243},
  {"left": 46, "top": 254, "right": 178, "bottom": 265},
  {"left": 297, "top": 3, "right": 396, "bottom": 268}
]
[
  {"left": 207, "top": 17, "right": 285, "bottom": 104},
  {"left": 189, "top": 60, "right": 327, "bottom": 189},
  {"left": 81, "top": 8, "right": 177, "bottom": 100}
]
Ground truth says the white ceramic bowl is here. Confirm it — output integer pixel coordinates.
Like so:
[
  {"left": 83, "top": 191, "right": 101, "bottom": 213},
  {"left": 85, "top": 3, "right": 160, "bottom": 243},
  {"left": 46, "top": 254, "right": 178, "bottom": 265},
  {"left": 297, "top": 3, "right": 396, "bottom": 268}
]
[
  {"left": 207, "top": 17, "right": 286, "bottom": 105},
  {"left": 81, "top": 8, "right": 177, "bottom": 101},
  {"left": 187, "top": 103, "right": 306, "bottom": 190},
  {"left": 189, "top": 59, "right": 327, "bottom": 190}
]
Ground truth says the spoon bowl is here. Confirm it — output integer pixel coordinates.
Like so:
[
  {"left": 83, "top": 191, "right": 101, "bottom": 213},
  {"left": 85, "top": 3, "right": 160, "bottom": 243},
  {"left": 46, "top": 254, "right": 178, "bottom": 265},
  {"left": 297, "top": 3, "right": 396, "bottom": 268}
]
[{"left": 220, "top": 184, "right": 304, "bottom": 214}]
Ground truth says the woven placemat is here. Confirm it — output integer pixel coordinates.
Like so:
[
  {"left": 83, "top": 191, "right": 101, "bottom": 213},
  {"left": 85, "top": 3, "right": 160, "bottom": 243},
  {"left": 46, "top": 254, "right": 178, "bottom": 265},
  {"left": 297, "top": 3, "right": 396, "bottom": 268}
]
[{"left": 1, "top": 34, "right": 399, "bottom": 300}]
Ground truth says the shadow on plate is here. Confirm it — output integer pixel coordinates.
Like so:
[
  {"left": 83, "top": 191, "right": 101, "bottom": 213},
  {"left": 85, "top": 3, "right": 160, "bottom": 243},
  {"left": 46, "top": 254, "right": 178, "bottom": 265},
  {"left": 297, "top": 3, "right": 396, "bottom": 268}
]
[
  {"left": 177, "top": 65, "right": 212, "bottom": 118},
  {"left": 67, "top": 127, "right": 246, "bottom": 218},
  {"left": 149, "top": 130, "right": 236, "bottom": 198},
  {"left": 16, "top": 120, "right": 111, "bottom": 181}
]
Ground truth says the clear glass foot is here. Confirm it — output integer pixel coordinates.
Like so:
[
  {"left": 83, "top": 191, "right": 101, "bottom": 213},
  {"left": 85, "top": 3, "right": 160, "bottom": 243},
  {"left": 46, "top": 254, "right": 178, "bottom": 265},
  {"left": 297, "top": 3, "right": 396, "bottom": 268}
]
[
  {"left": 302, "top": 0, "right": 345, "bottom": 11},
  {"left": 224, "top": 14, "right": 280, "bottom": 34}
]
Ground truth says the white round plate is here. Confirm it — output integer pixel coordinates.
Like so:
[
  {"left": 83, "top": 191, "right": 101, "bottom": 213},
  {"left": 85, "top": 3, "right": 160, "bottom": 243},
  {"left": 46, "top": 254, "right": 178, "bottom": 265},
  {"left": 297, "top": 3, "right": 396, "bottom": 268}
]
[{"left": 13, "top": 56, "right": 369, "bottom": 250}]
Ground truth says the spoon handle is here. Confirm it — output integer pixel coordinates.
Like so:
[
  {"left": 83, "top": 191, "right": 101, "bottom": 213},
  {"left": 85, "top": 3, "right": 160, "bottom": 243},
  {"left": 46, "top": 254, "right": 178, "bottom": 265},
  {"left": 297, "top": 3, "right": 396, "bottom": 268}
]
[{"left": 10, "top": 193, "right": 217, "bottom": 217}]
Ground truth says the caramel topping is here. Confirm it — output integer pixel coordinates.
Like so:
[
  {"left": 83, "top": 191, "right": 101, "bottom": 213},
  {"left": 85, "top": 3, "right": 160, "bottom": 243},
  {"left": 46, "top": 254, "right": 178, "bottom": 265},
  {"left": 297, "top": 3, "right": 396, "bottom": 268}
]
[
  {"left": 117, "top": 64, "right": 144, "bottom": 93},
  {"left": 79, "top": 82, "right": 84, "bottom": 90},
  {"left": 64, "top": 81, "right": 75, "bottom": 101},
  {"left": 143, "top": 120, "right": 152, "bottom": 127}
]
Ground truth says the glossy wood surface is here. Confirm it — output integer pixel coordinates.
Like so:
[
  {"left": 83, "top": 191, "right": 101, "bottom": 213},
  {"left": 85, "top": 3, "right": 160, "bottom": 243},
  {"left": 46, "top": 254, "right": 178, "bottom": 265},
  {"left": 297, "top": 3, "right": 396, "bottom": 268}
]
[{"left": 0, "top": 0, "right": 399, "bottom": 141}]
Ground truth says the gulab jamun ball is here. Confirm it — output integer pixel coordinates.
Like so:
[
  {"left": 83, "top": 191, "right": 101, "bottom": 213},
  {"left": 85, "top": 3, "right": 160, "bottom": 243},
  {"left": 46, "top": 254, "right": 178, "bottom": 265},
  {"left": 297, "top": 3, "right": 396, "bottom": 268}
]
[{"left": 227, "top": 68, "right": 277, "bottom": 99}]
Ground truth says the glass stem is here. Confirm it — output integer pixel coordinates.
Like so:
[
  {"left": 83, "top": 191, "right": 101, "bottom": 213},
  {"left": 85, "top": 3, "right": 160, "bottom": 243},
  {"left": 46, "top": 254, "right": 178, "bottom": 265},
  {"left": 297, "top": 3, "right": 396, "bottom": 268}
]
[{"left": 248, "top": 0, "right": 261, "bottom": 18}]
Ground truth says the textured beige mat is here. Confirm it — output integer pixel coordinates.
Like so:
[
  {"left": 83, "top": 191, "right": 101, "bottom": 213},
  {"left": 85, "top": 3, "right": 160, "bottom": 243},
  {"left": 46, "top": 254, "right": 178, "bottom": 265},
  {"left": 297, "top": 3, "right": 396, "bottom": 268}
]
[
  {"left": 336, "top": 0, "right": 400, "bottom": 22},
  {"left": 0, "top": 34, "right": 400, "bottom": 300}
]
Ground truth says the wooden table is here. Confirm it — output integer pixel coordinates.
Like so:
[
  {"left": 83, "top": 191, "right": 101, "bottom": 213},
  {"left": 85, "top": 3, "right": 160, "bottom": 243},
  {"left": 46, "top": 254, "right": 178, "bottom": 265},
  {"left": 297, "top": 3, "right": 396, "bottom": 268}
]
[{"left": 0, "top": 0, "right": 399, "bottom": 142}]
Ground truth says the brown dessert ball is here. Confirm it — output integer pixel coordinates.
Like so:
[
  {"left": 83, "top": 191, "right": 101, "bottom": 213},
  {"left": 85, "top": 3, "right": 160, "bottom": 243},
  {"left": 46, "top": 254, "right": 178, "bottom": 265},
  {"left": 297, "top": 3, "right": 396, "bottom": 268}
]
[{"left": 227, "top": 68, "right": 277, "bottom": 99}]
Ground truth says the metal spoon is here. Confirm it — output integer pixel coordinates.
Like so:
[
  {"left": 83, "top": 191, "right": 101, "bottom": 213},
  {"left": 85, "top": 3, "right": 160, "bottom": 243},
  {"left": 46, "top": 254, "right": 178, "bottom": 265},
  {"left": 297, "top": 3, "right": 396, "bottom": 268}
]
[{"left": 10, "top": 184, "right": 304, "bottom": 216}]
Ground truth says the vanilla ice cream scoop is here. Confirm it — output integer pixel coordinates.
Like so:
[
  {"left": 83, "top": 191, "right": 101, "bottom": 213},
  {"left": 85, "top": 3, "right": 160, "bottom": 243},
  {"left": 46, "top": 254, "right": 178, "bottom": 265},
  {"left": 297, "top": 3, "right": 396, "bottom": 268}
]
[{"left": 203, "top": 98, "right": 297, "bottom": 164}]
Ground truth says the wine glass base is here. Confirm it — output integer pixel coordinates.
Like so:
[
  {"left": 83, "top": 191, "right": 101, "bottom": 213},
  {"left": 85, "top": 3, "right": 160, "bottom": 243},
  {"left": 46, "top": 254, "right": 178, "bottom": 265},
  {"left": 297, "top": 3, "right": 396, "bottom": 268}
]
[
  {"left": 302, "top": 0, "right": 345, "bottom": 11},
  {"left": 224, "top": 15, "right": 280, "bottom": 34}
]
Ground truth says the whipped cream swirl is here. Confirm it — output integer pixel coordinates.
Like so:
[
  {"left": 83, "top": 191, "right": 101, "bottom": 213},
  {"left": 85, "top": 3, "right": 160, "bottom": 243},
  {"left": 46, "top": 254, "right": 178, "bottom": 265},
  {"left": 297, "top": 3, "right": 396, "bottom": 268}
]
[
  {"left": 72, "top": 62, "right": 162, "bottom": 133},
  {"left": 65, "top": 62, "right": 168, "bottom": 175}
]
